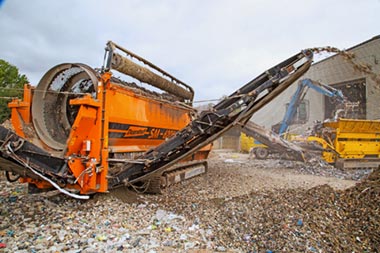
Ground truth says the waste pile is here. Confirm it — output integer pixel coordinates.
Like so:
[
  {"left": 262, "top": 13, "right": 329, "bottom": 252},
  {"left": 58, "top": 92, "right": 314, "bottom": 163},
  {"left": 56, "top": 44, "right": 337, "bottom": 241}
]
[
  {"left": 294, "top": 160, "right": 372, "bottom": 181},
  {"left": 0, "top": 155, "right": 378, "bottom": 252},
  {"left": 158, "top": 167, "right": 379, "bottom": 252}
]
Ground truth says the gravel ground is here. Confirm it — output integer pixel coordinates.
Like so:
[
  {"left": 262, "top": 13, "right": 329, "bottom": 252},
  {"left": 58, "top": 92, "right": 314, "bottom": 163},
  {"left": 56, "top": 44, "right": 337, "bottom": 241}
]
[{"left": 0, "top": 151, "right": 378, "bottom": 252}]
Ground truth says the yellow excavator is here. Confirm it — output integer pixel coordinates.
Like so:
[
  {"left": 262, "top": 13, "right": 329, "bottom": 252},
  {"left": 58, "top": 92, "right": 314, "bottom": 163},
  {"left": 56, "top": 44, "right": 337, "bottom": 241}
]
[{"left": 242, "top": 79, "right": 380, "bottom": 169}]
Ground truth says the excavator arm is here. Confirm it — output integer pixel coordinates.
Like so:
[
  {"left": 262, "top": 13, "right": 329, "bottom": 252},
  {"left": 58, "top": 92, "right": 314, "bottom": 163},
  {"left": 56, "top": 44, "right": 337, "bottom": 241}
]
[
  {"left": 240, "top": 78, "right": 345, "bottom": 162},
  {"left": 278, "top": 78, "right": 345, "bottom": 135}
]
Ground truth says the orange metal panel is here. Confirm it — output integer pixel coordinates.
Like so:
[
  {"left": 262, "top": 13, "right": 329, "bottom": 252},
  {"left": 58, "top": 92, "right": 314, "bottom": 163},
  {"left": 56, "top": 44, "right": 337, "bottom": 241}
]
[
  {"left": 106, "top": 82, "right": 191, "bottom": 151},
  {"left": 8, "top": 84, "right": 33, "bottom": 138}
]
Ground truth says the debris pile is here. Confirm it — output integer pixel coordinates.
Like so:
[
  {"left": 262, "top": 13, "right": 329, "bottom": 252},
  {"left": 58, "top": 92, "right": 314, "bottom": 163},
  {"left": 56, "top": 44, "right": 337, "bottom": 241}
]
[
  {"left": 0, "top": 183, "right": 190, "bottom": 252},
  {"left": 0, "top": 155, "right": 378, "bottom": 252},
  {"left": 159, "top": 167, "right": 379, "bottom": 252},
  {"left": 296, "top": 160, "right": 372, "bottom": 180}
]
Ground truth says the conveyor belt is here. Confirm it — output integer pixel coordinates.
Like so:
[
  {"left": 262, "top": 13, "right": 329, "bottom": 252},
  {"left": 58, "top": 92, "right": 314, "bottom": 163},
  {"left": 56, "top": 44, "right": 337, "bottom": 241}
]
[{"left": 109, "top": 50, "right": 314, "bottom": 187}]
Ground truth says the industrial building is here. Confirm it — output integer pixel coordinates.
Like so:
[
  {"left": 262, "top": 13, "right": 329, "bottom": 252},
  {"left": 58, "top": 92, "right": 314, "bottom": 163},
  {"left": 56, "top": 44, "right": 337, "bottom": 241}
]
[
  {"left": 214, "top": 35, "right": 380, "bottom": 151},
  {"left": 251, "top": 35, "right": 380, "bottom": 135}
]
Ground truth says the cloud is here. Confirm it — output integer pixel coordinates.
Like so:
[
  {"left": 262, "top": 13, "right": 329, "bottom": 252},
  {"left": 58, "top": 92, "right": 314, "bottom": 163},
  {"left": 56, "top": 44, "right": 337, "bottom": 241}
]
[{"left": 0, "top": 0, "right": 378, "bottom": 101}]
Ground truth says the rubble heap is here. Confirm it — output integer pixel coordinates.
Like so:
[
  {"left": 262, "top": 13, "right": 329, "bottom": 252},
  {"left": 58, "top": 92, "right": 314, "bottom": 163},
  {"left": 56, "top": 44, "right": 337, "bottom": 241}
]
[
  {"left": 0, "top": 156, "right": 378, "bottom": 252},
  {"left": 162, "top": 168, "right": 379, "bottom": 252}
]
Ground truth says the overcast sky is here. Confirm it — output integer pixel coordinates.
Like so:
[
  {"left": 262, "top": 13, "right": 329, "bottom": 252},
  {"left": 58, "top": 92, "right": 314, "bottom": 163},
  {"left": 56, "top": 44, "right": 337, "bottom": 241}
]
[{"left": 0, "top": 0, "right": 378, "bottom": 102}]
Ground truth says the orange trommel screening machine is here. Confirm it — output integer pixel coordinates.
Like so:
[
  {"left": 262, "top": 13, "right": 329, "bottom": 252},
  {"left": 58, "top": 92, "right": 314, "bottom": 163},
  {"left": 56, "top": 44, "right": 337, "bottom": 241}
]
[
  {"left": 5, "top": 42, "right": 211, "bottom": 197},
  {"left": 1, "top": 42, "right": 313, "bottom": 199}
]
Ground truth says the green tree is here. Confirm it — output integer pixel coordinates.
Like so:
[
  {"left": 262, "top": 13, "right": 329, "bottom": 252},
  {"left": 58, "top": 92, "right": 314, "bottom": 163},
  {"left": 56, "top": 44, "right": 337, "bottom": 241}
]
[{"left": 0, "top": 59, "right": 29, "bottom": 122}]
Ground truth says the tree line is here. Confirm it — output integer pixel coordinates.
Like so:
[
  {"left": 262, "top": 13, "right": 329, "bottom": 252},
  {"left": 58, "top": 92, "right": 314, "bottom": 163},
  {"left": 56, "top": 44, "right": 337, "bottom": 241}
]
[{"left": 0, "top": 59, "right": 28, "bottom": 123}]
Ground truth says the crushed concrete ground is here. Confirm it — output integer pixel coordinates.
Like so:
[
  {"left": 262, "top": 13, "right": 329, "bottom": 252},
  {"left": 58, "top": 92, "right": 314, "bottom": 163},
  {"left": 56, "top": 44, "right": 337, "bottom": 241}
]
[{"left": 0, "top": 151, "right": 378, "bottom": 252}]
